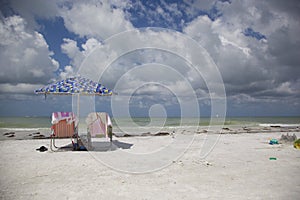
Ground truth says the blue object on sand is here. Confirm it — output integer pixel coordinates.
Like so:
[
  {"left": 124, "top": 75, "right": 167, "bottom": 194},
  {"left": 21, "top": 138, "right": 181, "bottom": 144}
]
[{"left": 269, "top": 139, "right": 279, "bottom": 145}]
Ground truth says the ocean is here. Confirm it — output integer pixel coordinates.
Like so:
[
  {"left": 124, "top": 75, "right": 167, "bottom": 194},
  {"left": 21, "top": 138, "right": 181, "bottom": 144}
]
[{"left": 1, "top": 116, "right": 299, "bottom": 129}]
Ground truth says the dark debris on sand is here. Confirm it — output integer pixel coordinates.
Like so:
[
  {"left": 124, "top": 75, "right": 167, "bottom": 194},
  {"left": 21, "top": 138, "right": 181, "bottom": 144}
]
[
  {"left": 115, "top": 132, "right": 170, "bottom": 137},
  {"left": 33, "top": 135, "right": 46, "bottom": 139},
  {"left": 280, "top": 133, "right": 297, "bottom": 143},
  {"left": 4, "top": 132, "right": 15, "bottom": 137}
]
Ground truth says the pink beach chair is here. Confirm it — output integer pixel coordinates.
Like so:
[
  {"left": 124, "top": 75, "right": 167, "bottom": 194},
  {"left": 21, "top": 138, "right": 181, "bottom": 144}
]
[
  {"left": 50, "top": 112, "right": 78, "bottom": 151},
  {"left": 85, "top": 112, "right": 113, "bottom": 149}
]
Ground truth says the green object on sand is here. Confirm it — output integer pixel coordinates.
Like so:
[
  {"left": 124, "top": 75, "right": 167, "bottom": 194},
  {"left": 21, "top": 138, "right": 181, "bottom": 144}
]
[{"left": 269, "top": 157, "right": 277, "bottom": 160}]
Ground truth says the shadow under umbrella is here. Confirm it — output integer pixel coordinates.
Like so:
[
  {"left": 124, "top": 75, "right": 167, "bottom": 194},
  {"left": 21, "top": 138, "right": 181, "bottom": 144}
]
[
  {"left": 89, "top": 140, "right": 133, "bottom": 152},
  {"left": 55, "top": 139, "right": 133, "bottom": 152}
]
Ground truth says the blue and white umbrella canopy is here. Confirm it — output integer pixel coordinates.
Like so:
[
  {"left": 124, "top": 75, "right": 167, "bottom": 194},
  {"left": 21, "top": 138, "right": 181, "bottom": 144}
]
[{"left": 35, "top": 77, "right": 113, "bottom": 96}]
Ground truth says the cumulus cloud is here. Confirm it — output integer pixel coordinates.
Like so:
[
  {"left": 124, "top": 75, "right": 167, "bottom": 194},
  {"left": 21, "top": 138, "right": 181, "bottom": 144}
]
[
  {"left": 69, "top": 27, "right": 225, "bottom": 118},
  {"left": 2, "top": 0, "right": 58, "bottom": 29},
  {"left": 0, "top": 15, "right": 59, "bottom": 87},
  {"left": 59, "top": 65, "right": 74, "bottom": 80},
  {"left": 60, "top": 38, "right": 83, "bottom": 69},
  {"left": 183, "top": 0, "right": 300, "bottom": 106},
  {"left": 74, "top": 28, "right": 223, "bottom": 94},
  {"left": 59, "top": 37, "right": 104, "bottom": 79},
  {"left": 60, "top": 0, "right": 134, "bottom": 40}
]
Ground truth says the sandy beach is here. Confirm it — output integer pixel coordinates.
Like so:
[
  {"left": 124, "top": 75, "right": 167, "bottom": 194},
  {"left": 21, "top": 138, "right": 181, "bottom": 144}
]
[
  {"left": 2, "top": 0, "right": 300, "bottom": 199},
  {"left": 0, "top": 126, "right": 299, "bottom": 200}
]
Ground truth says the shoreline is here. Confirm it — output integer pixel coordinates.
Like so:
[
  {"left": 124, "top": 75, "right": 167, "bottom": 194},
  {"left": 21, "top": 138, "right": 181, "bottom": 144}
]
[{"left": 1, "top": 124, "right": 299, "bottom": 140}]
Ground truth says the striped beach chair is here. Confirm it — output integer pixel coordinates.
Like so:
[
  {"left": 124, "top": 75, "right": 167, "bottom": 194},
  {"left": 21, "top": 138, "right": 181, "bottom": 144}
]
[{"left": 50, "top": 112, "right": 78, "bottom": 151}]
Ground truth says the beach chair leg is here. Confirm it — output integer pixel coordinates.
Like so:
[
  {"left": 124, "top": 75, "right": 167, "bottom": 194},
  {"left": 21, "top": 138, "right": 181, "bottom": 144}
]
[
  {"left": 50, "top": 136, "right": 60, "bottom": 152},
  {"left": 53, "top": 137, "right": 59, "bottom": 148},
  {"left": 50, "top": 137, "right": 56, "bottom": 151},
  {"left": 108, "top": 125, "right": 113, "bottom": 142},
  {"left": 50, "top": 138, "right": 53, "bottom": 151}
]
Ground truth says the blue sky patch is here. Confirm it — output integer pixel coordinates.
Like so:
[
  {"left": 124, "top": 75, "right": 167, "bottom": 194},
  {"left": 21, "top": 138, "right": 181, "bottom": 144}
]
[{"left": 244, "top": 27, "right": 266, "bottom": 40}]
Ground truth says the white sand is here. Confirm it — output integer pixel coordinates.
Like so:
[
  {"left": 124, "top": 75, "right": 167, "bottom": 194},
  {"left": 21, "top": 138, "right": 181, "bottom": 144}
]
[{"left": 0, "top": 130, "right": 299, "bottom": 200}]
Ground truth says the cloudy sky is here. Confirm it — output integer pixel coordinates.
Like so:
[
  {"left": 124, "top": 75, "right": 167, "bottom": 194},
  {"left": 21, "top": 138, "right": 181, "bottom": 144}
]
[{"left": 0, "top": 0, "right": 299, "bottom": 117}]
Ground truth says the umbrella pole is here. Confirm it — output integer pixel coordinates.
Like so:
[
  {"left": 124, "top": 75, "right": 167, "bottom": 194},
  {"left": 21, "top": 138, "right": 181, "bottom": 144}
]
[
  {"left": 77, "top": 94, "right": 80, "bottom": 120},
  {"left": 76, "top": 94, "right": 80, "bottom": 149}
]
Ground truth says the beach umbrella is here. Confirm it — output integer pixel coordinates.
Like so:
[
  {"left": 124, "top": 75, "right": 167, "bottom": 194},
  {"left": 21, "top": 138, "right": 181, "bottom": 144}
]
[
  {"left": 35, "top": 76, "right": 113, "bottom": 117},
  {"left": 35, "top": 76, "right": 113, "bottom": 96},
  {"left": 35, "top": 76, "right": 113, "bottom": 118},
  {"left": 35, "top": 76, "right": 113, "bottom": 149},
  {"left": 34, "top": 76, "right": 113, "bottom": 123}
]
